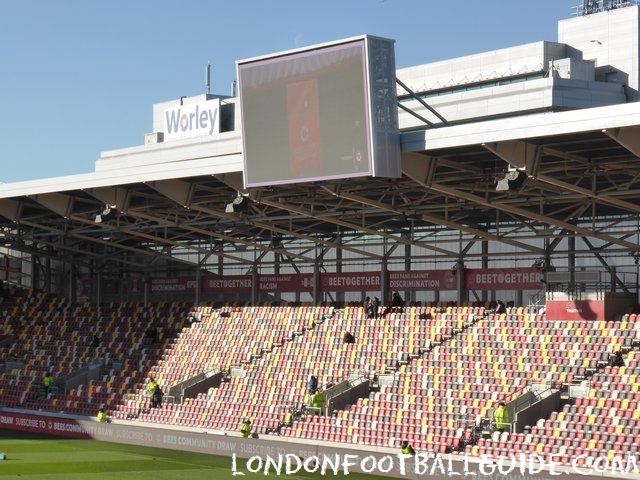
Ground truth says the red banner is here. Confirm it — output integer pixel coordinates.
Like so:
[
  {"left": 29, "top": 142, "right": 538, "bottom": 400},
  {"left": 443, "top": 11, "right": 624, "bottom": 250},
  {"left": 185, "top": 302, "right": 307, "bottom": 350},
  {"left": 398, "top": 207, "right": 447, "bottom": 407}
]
[
  {"left": 321, "top": 272, "right": 381, "bottom": 292},
  {"left": 546, "top": 300, "right": 604, "bottom": 321},
  {"left": 151, "top": 277, "right": 197, "bottom": 293},
  {"left": 465, "top": 268, "right": 542, "bottom": 290},
  {"left": 202, "top": 275, "right": 252, "bottom": 294},
  {"left": 389, "top": 270, "right": 457, "bottom": 291},
  {"left": 103, "top": 279, "right": 119, "bottom": 295},
  {"left": 0, "top": 412, "right": 91, "bottom": 438},
  {"left": 258, "top": 274, "right": 313, "bottom": 292},
  {"left": 146, "top": 268, "right": 544, "bottom": 295}
]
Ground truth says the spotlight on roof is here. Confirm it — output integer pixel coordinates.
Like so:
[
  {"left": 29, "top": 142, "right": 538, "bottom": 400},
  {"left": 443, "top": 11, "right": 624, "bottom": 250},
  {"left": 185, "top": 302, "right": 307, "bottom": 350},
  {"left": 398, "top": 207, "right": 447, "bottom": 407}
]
[
  {"left": 95, "top": 204, "right": 117, "bottom": 223},
  {"left": 225, "top": 195, "right": 250, "bottom": 213},
  {"left": 450, "top": 260, "right": 464, "bottom": 274},
  {"left": 532, "top": 258, "right": 555, "bottom": 272},
  {"left": 496, "top": 170, "right": 527, "bottom": 192}
]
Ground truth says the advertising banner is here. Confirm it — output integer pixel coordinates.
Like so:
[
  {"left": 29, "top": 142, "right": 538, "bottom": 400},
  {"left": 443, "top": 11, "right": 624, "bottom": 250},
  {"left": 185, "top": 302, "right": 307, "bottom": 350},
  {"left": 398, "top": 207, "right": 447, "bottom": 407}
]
[
  {"left": 389, "top": 270, "right": 457, "bottom": 291},
  {"left": 546, "top": 299, "right": 604, "bottom": 321},
  {"left": 148, "top": 268, "right": 544, "bottom": 296},
  {"left": 163, "top": 99, "right": 220, "bottom": 141},
  {"left": 465, "top": 268, "right": 542, "bottom": 290},
  {"left": 258, "top": 274, "right": 313, "bottom": 293},
  {"left": 321, "top": 272, "right": 381, "bottom": 292},
  {"left": 202, "top": 275, "right": 252, "bottom": 294},
  {"left": 0, "top": 411, "right": 91, "bottom": 438},
  {"left": 151, "top": 277, "right": 197, "bottom": 293}
]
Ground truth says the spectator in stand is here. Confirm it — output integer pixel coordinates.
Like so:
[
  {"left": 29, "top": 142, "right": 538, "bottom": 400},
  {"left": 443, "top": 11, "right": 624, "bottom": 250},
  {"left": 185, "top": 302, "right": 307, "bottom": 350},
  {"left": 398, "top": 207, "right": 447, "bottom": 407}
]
[
  {"left": 373, "top": 297, "right": 381, "bottom": 318},
  {"left": 147, "top": 376, "right": 159, "bottom": 409},
  {"left": 282, "top": 409, "right": 293, "bottom": 428},
  {"left": 610, "top": 350, "right": 625, "bottom": 368},
  {"left": 493, "top": 402, "right": 510, "bottom": 433},
  {"left": 43, "top": 371, "right": 53, "bottom": 398},
  {"left": 90, "top": 334, "right": 100, "bottom": 348},
  {"left": 97, "top": 406, "right": 108, "bottom": 423},
  {"left": 145, "top": 326, "right": 157, "bottom": 344},
  {"left": 240, "top": 419, "right": 252, "bottom": 438},
  {"left": 400, "top": 440, "right": 416, "bottom": 456},
  {"left": 392, "top": 291, "right": 404, "bottom": 312},
  {"left": 494, "top": 300, "right": 506, "bottom": 314},
  {"left": 366, "top": 297, "right": 375, "bottom": 319},
  {"left": 311, "top": 389, "right": 325, "bottom": 413},
  {"left": 308, "top": 375, "right": 318, "bottom": 395},
  {"left": 457, "top": 428, "right": 475, "bottom": 451},
  {"left": 343, "top": 331, "right": 356, "bottom": 344},
  {"left": 152, "top": 384, "right": 163, "bottom": 409}
]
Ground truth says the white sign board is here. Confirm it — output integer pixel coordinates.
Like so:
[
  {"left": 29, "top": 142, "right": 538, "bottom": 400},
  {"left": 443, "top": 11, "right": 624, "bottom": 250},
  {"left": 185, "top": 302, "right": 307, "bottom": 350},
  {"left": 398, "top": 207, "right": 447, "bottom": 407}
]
[{"left": 163, "top": 99, "right": 220, "bottom": 141}]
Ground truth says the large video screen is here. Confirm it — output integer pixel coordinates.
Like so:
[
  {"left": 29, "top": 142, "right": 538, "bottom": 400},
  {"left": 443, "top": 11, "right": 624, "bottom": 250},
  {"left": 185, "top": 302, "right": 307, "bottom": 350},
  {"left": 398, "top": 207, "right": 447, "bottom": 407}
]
[{"left": 238, "top": 36, "right": 400, "bottom": 188}]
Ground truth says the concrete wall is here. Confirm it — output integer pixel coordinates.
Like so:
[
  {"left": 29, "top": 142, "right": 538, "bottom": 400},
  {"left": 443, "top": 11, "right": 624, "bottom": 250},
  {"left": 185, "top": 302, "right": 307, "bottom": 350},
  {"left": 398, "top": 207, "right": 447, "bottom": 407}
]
[
  {"left": 559, "top": 5, "right": 640, "bottom": 100},
  {"left": 397, "top": 42, "right": 568, "bottom": 94},
  {"left": 514, "top": 391, "right": 561, "bottom": 433}
]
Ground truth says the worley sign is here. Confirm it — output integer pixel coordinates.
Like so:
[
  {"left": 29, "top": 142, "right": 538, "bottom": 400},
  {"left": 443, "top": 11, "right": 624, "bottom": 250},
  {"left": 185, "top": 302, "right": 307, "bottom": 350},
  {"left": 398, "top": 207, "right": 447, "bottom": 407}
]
[{"left": 163, "top": 99, "right": 220, "bottom": 141}]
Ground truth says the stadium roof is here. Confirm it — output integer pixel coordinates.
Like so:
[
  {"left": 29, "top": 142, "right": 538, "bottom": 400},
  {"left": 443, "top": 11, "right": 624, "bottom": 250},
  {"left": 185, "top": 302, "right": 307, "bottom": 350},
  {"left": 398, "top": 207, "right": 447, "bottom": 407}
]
[
  {"left": 1, "top": 99, "right": 639, "bottom": 276},
  {"left": 3, "top": 4, "right": 640, "bottom": 281}
]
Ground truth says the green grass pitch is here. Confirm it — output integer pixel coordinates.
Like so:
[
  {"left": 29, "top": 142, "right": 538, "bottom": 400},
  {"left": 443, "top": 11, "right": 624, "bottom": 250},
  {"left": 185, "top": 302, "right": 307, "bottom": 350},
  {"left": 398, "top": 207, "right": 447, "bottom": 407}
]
[{"left": 0, "top": 431, "right": 393, "bottom": 479}]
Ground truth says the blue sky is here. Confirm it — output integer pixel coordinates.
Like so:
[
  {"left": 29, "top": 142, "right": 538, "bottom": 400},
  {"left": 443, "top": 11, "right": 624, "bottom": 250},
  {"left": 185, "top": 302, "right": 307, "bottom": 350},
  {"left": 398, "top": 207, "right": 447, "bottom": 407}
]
[{"left": 0, "top": 0, "right": 578, "bottom": 183}]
